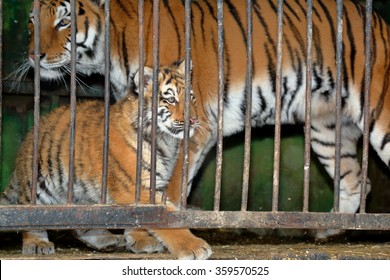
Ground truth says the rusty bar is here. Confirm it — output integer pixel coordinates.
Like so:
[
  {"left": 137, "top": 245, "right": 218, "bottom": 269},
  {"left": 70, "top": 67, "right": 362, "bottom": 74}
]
[
  {"left": 180, "top": 0, "right": 192, "bottom": 210},
  {"left": 214, "top": 0, "right": 224, "bottom": 211},
  {"left": 333, "top": 0, "right": 344, "bottom": 213},
  {"left": 150, "top": 0, "right": 160, "bottom": 204},
  {"left": 135, "top": 0, "right": 145, "bottom": 205},
  {"left": 303, "top": 0, "right": 313, "bottom": 213},
  {"left": 0, "top": 205, "right": 166, "bottom": 230},
  {"left": 272, "top": 0, "right": 284, "bottom": 212},
  {"left": 31, "top": 0, "right": 41, "bottom": 205},
  {"left": 101, "top": 0, "right": 111, "bottom": 204},
  {"left": 241, "top": 0, "right": 253, "bottom": 212},
  {"left": 166, "top": 211, "right": 390, "bottom": 230},
  {"left": 0, "top": 0, "right": 2, "bottom": 170},
  {"left": 2, "top": 206, "right": 390, "bottom": 230},
  {"left": 67, "top": 0, "right": 77, "bottom": 204},
  {"left": 360, "top": 0, "right": 373, "bottom": 214}
]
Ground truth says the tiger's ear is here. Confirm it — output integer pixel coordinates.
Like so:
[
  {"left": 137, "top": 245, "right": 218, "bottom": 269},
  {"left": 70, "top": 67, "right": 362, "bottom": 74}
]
[
  {"left": 91, "top": 0, "right": 105, "bottom": 6},
  {"left": 176, "top": 58, "right": 192, "bottom": 74},
  {"left": 133, "top": 66, "right": 153, "bottom": 94}
]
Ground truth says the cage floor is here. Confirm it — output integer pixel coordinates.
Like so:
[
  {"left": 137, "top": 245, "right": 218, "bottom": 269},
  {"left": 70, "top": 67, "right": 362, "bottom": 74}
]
[{"left": 1, "top": 229, "right": 390, "bottom": 260}]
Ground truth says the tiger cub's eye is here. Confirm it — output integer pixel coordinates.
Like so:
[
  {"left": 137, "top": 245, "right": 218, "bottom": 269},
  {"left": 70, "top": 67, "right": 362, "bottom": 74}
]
[{"left": 165, "top": 97, "right": 176, "bottom": 104}]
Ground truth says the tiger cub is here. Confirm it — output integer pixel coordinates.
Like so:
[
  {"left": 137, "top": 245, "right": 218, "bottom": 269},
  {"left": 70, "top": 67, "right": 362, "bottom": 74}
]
[{"left": 1, "top": 59, "right": 212, "bottom": 260}]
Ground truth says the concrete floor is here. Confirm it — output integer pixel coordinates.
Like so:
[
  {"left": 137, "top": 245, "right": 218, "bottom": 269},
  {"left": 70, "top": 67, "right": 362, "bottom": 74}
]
[{"left": 1, "top": 229, "right": 390, "bottom": 260}]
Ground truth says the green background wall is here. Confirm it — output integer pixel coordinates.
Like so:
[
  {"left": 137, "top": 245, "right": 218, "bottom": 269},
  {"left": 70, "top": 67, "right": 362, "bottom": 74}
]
[{"left": 1, "top": 0, "right": 390, "bottom": 214}]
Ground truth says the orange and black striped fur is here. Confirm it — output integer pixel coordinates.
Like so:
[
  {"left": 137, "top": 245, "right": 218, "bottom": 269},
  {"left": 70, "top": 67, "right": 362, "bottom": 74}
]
[
  {"left": 2, "top": 60, "right": 212, "bottom": 259},
  {"left": 24, "top": 0, "right": 390, "bottom": 252}
]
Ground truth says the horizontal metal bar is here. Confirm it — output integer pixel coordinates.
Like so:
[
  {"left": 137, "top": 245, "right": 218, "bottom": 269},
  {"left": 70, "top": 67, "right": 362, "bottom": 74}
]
[
  {"left": 2, "top": 206, "right": 390, "bottom": 231},
  {"left": 167, "top": 211, "right": 390, "bottom": 230},
  {"left": 0, "top": 205, "right": 167, "bottom": 230}
]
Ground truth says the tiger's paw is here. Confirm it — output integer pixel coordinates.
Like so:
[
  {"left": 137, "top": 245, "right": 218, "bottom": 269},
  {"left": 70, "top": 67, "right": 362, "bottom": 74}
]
[
  {"left": 124, "top": 229, "right": 164, "bottom": 254},
  {"left": 168, "top": 236, "right": 212, "bottom": 260},
  {"left": 22, "top": 240, "right": 55, "bottom": 255},
  {"left": 151, "top": 228, "right": 212, "bottom": 260}
]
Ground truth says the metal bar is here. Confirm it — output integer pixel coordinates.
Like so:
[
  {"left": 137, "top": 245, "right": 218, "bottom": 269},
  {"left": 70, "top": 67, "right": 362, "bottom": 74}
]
[
  {"left": 135, "top": 0, "right": 145, "bottom": 205},
  {"left": 0, "top": 0, "right": 3, "bottom": 173},
  {"left": 303, "top": 0, "right": 313, "bottom": 213},
  {"left": 360, "top": 0, "right": 373, "bottom": 214},
  {"left": 101, "top": 0, "right": 111, "bottom": 204},
  {"left": 241, "top": 0, "right": 253, "bottom": 212},
  {"left": 150, "top": 0, "right": 160, "bottom": 204},
  {"left": 31, "top": 0, "right": 41, "bottom": 205},
  {"left": 333, "top": 0, "right": 344, "bottom": 213},
  {"left": 0, "top": 205, "right": 166, "bottom": 230},
  {"left": 214, "top": 0, "right": 224, "bottom": 211},
  {"left": 67, "top": 0, "right": 77, "bottom": 204},
  {"left": 272, "top": 0, "right": 284, "bottom": 212},
  {"left": 180, "top": 0, "right": 192, "bottom": 210},
  {"left": 2, "top": 206, "right": 390, "bottom": 230},
  {"left": 166, "top": 211, "right": 390, "bottom": 230}
]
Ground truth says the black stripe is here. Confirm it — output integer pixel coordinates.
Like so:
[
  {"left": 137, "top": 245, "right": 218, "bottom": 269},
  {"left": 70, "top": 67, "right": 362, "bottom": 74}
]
[
  {"left": 253, "top": 1, "right": 277, "bottom": 55},
  {"left": 121, "top": 29, "right": 130, "bottom": 81},
  {"left": 285, "top": 1, "right": 301, "bottom": 22},
  {"left": 317, "top": 0, "right": 337, "bottom": 59},
  {"left": 340, "top": 170, "right": 352, "bottom": 180},
  {"left": 193, "top": 2, "right": 205, "bottom": 42},
  {"left": 381, "top": 133, "right": 390, "bottom": 150},
  {"left": 225, "top": 0, "right": 247, "bottom": 45},
  {"left": 311, "top": 138, "right": 335, "bottom": 147},
  {"left": 344, "top": 8, "right": 356, "bottom": 82},
  {"left": 264, "top": 43, "right": 276, "bottom": 95},
  {"left": 201, "top": 0, "right": 218, "bottom": 22},
  {"left": 162, "top": 0, "right": 182, "bottom": 58},
  {"left": 116, "top": 0, "right": 132, "bottom": 18}
]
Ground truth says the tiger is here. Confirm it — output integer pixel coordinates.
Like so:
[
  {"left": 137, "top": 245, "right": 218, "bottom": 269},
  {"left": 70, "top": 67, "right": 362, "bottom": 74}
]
[
  {"left": 1, "top": 59, "right": 212, "bottom": 260},
  {"left": 24, "top": 0, "right": 390, "bottom": 251}
]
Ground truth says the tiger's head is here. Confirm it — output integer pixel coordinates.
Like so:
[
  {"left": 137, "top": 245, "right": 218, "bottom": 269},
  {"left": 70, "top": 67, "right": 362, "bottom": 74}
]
[
  {"left": 134, "top": 59, "right": 199, "bottom": 139},
  {"left": 27, "top": 0, "right": 105, "bottom": 81}
]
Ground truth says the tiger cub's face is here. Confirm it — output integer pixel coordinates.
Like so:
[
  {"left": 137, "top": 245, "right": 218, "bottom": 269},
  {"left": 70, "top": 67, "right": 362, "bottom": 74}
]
[
  {"left": 134, "top": 60, "right": 199, "bottom": 139},
  {"left": 27, "top": 0, "right": 104, "bottom": 80}
]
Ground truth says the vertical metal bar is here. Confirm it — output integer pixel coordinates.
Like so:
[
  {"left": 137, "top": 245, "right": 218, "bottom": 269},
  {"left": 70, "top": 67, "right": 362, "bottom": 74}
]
[
  {"left": 303, "top": 0, "right": 313, "bottom": 213},
  {"left": 360, "top": 0, "right": 373, "bottom": 214},
  {"left": 67, "top": 0, "right": 77, "bottom": 204},
  {"left": 101, "top": 0, "right": 111, "bottom": 204},
  {"left": 214, "top": 0, "right": 224, "bottom": 211},
  {"left": 272, "top": 0, "right": 284, "bottom": 212},
  {"left": 31, "top": 0, "right": 41, "bottom": 205},
  {"left": 150, "top": 0, "right": 160, "bottom": 205},
  {"left": 0, "top": 0, "right": 3, "bottom": 176},
  {"left": 333, "top": 0, "right": 344, "bottom": 213},
  {"left": 135, "top": 0, "right": 145, "bottom": 205},
  {"left": 180, "top": 0, "right": 192, "bottom": 209},
  {"left": 241, "top": 0, "right": 253, "bottom": 212}
]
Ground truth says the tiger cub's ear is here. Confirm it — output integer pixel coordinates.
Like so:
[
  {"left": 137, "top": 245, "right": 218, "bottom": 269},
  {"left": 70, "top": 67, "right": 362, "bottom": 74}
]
[
  {"left": 91, "top": 0, "right": 105, "bottom": 6},
  {"left": 133, "top": 66, "right": 153, "bottom": 94},
  {"left": 175, "top": 58, "right": 192, "bottom": 74}
]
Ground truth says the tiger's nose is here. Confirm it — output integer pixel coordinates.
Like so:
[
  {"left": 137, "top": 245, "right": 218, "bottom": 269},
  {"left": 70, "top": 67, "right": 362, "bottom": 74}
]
[
  {"left": 29, "top": 53, "right": 46, "bottom": 61},
  {"left": 190, "top": 117, "right": 198, "bottom": 125}
]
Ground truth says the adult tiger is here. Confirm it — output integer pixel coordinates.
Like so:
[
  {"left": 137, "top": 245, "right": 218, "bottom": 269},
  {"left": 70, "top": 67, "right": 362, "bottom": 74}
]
[{"left": 26, "top": 0, "right": 390, "bottom": 245}]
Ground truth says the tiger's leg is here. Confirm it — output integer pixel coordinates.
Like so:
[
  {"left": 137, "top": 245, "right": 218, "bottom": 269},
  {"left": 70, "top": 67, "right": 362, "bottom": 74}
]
[
  {"left": 74, "top": 229, "right": 126, "bottom": 250},
  {"left": 147, "top": 202, "right": 212, "bottom": 260},
  {"left": 22, "top": 230, "right": 55, "bottom": 255},
  {"left": 122, "top": 190, "right": 212, "bottom": 259},
  {"left": 310, "top": 117, "right": 369, "bottom": 240}
]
